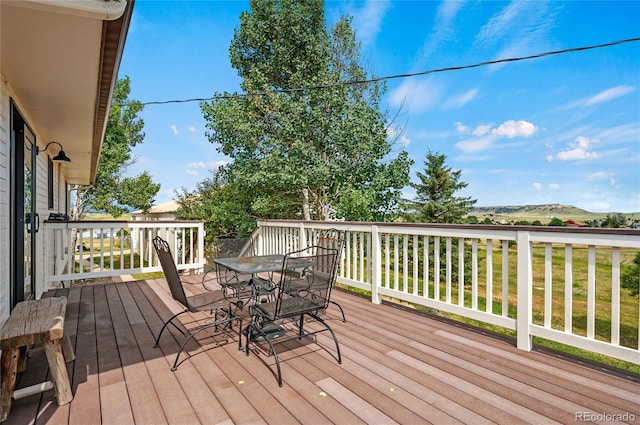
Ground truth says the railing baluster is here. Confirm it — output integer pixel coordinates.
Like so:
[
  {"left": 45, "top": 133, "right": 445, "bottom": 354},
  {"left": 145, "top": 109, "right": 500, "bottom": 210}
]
[
  {"left": 565, "top": 244, "right": 573, "bottom": 333},
  {"left": 423, "top": 235, "right": 429, "bottom": 299},
  {"left": 393, "top": 234, "right": 399, "bottom": 291},
  {"left": 611, "top": 247, "right": 621, "bottom": 346},
  {"left": 486, "top": 239, "right": 493, "bottom": 313},
  {"left": 403, "top": 234, "right": 409, "bottom": 293},
  {"left": 458, "top": 238, "right": 464, "bottom": 306},
  {"left": 544, "top": 243, "right": 552, "bottom": 328},
  {"left": 446, "top": 237, "right": 452, "bottom": 303},
  {"left": 472, "top": 238, "right": 478, "bottom": 310},
  {"left": 384, "top": 233, "right": 390, "bottom": 289},
  {"left": 587, "top": 246, "right": 596, "bottom": 339},
  {"left": 434, "top": 237, "right": 440, "bottom": 301},
  {"left": 413, "top": 234, "right": 419, "bottom": 296},
  {"left": 502, "top": 240, "right": 509, "bottom": 318}
]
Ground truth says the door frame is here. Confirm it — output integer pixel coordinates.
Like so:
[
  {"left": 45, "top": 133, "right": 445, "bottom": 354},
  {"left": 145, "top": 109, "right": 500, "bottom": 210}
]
[{"left": 9, "top": 99, "right": 35, "bottom": 308}]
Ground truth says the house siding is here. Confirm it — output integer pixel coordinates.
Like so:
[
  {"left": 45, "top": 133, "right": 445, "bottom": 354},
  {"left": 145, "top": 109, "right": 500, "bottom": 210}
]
[
  {"left": 0, "top": 76, "right": 10, "bottom": 323},
  {"left": 0, "top": 76, "right": 65, "bottom": 322}
]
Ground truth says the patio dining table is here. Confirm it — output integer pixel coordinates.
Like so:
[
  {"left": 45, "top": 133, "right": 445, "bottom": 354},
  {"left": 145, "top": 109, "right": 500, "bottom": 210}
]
[
  {"left": 213, "top": 254, "right": 285, "bottom": 276},
  {"left": 213, "top": 254, "right": 317, "bottom": 305}
]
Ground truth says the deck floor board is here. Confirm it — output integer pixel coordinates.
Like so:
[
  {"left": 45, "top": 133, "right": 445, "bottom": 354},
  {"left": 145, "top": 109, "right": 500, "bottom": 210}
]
[{"left": 3, "top": 277, "right": 638, "bottom": 425}]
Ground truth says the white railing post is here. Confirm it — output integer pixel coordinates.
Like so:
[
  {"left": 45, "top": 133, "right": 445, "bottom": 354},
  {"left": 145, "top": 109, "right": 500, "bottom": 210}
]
[
  {"left": 299, "top": 222, "right": 307, "bottom": 250},
  {"left": 516, "top": 230, "right": 533, "bottom": 351},
  {"left": 198, "top": 222, "right": 205, "bottom": 273},
  {"left": 255, "top": 225, "right": 264, "bottom": 255},
  {"left": 371, "top": 225, "right": 382, "bottom": 304}
]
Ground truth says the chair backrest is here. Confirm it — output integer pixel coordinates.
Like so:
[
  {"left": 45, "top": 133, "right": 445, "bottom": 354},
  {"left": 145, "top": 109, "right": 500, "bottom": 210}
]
[
  {"left": 315, "top": 229, "right": 344, "bottom": 275},
  {"left": 212, "top": 232, "right": 254, "bottom": 259},
  {"left": 274, "top": 245, "right": 339, "bottom": 319},
  {"left": 153, "top": 236, "right": 189, "bottom": 307}
]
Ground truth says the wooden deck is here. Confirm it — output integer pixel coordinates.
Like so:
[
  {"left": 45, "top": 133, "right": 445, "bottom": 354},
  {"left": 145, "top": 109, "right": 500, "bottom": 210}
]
[{"left": 5, "top": 276, "right": 639, "bottom": 425}]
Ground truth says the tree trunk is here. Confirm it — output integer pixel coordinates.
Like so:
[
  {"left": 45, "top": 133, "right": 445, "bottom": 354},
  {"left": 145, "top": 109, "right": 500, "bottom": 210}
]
[{"left": 302, "top": 188, "right": 311, "bottom": 221}]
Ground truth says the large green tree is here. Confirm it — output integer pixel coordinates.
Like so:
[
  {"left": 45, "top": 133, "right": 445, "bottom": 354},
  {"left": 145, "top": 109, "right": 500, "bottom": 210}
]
[
  {"left": 199, "top": 0, "right": 411, "bottom": 224},
  {"left": 71, "top": 76, "right": 160, "bottom": 219},
  {"left": 406, "top": 150, "right": 476, "bottom": 224}
]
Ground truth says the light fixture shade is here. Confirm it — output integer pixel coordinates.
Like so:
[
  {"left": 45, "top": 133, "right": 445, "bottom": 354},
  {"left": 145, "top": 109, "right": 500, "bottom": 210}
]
[{"left": 52, "top": 149, "right": 71, "bottom": 162}]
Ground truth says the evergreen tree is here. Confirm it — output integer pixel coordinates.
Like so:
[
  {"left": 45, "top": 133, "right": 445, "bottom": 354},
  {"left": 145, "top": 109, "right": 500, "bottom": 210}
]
[{"left": 407, "top": 150, "right": 476, "bottom": 224}]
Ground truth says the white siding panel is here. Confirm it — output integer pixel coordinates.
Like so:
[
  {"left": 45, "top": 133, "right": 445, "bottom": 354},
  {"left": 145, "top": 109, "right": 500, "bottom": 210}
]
[
  {"left": 33, "top": 137, "right": 49, "bottom": 299},
  {"left": 0, "top": 77, "right": 10, "bottom": 323}
]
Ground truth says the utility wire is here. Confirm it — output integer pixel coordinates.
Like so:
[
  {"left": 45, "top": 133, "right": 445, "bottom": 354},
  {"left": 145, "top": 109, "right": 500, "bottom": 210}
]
[{"left": 121, "top": 37, "right": 640, "bottom": 107}]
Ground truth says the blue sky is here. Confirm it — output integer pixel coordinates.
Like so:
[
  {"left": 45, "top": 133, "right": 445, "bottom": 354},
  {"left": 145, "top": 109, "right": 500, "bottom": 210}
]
[{"left": 119, "top": 0, "right": 640, "bottom": 213}]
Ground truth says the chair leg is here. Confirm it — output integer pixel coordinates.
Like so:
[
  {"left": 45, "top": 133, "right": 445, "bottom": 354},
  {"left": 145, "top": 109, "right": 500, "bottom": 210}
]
[
  {"left": 172, "top": 315, "right": 243, "bottom": 371},
  {"left": 330, "top": 300, "right": 346, "bottom": 322},
  {"left": 154, "top": 309, "right": 188, "bottom": 347},
  {"left": 310, "top": 313, "right": 342, "bottom": 365},
  {"left": 244, "top": 321, "right": 283, "bottom": 386},
  {"left": 265, "top": 338, "right": 283, "bottom": 387}
]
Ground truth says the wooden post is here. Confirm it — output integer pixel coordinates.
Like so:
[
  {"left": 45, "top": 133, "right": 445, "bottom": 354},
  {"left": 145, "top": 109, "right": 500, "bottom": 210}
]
[
  {"left": 0, "top": 349, "right": 19, "bottom": 421},
  {"left": 43, "top": 339, "right": 73, "bottom": 405}
]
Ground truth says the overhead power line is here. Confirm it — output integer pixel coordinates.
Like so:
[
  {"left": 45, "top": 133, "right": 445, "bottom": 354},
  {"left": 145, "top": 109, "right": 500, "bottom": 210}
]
[{"left": 122, "top": 37, "right": 640, "bottom": 107}]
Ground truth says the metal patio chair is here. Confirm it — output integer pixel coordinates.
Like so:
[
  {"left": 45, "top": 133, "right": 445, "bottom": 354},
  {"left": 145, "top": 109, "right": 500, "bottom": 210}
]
[
  {"left": 152, "top": 236, "right": 242, "bottom": 371},
  {"left": 244, "top": 245, "right": 342, "bottom": 387},
  {"left": 286, "top": 229, "right": 347, "bottom": 321}
]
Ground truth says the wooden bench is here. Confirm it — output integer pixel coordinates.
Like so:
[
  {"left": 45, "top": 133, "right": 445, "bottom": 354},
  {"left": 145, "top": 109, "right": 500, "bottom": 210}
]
[{"left": 0, "top": 297, "right": 75, "bottom": 422}]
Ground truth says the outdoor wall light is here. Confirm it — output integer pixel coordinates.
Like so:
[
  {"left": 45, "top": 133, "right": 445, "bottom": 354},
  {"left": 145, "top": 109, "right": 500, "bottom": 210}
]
[{"left": 41, "top": 141, "right": 71, "bottom": 162}]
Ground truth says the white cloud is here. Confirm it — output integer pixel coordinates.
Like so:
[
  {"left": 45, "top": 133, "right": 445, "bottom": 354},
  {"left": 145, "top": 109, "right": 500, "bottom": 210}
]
[
  {"left": 585, "top": 85, "right": 635, "bottom": 106},
  {"left": 472, "top": 124, "right": 493, "bottom": 137},
  {"left": 188, "top": 126, "right": 196, "bottom": 133},
  {"left": 533, "top": 182, "right": 559, "bottom": 191},
  {"left": 184, "top": 160, "right": 227, "bottom": 177},
  {"left": 555, "top": 136, "right": 600, "bottom": 161},
  {"left": 610, "top": 177, "right": 620, "bottom": 188},
  {"left": 491, "top": 120, "right": 538, "bottom": 138},
  {"left": 455, "top": 121, "right": 470, "bottom": 134},
  {"left": 351, "top": 0, "right": 391, "bottom": 45},
  {"left": 187, "top": 161, "right": 206, "bottom": 169},
  {"left": 587, "top": 171, "right": 611, "bottom": 181},
  {"left": 454, "top": 120, "right": 537, "bottom": 154},
  {"left": 389, "top": 79, "right": 442, "bottom": 114},
  {"left": 444, "top": 88, "right": 478, "bottom": 109},
  {"left": 170, "top": 125, "right": 178, "bottom": 136},
  {"left": 455, "top": 135, "right": 495, "bottom": 153},
  {"left": 386, "top": 126, "right": 410, "bottom": 146},
  {"left": 419, "top": 0, "right": 465, "bottom": 61},
  {"left": 476, "top": 1, "right": 530, "bottom": 46}
]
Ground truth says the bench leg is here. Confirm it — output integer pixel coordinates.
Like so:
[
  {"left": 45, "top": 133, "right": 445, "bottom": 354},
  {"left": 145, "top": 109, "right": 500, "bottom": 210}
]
[
  {"left": 43, "top": 340, "right": 73, "bottom": 406},
  {"left": 62, "top": 334, "right": 75, "bottom": 363},
  {"left": 0, "top": 348, "right": 19, "bottom": 422}
]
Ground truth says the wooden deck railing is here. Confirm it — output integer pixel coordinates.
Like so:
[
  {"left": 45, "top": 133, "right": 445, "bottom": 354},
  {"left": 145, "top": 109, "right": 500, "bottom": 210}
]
[
  {"left": 255, "top": 220, "right": 640, "bottom": 365},
  {"left": 42, "top": 218, "right": 639, "bottom": 365},
  {"left": 44, "top": 220, "right": 205, "bottom": 285}
]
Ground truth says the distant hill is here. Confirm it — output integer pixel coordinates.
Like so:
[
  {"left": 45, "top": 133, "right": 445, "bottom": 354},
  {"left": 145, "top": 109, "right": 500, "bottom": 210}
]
[{"left": 469, "top": 204, "right": 638, "bottom": 224}]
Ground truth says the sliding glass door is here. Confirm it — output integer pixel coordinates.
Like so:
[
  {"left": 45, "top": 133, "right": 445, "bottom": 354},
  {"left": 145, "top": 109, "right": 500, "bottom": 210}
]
[{"left": 10, "top": 101, "right": 34, "bottom": 307}]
